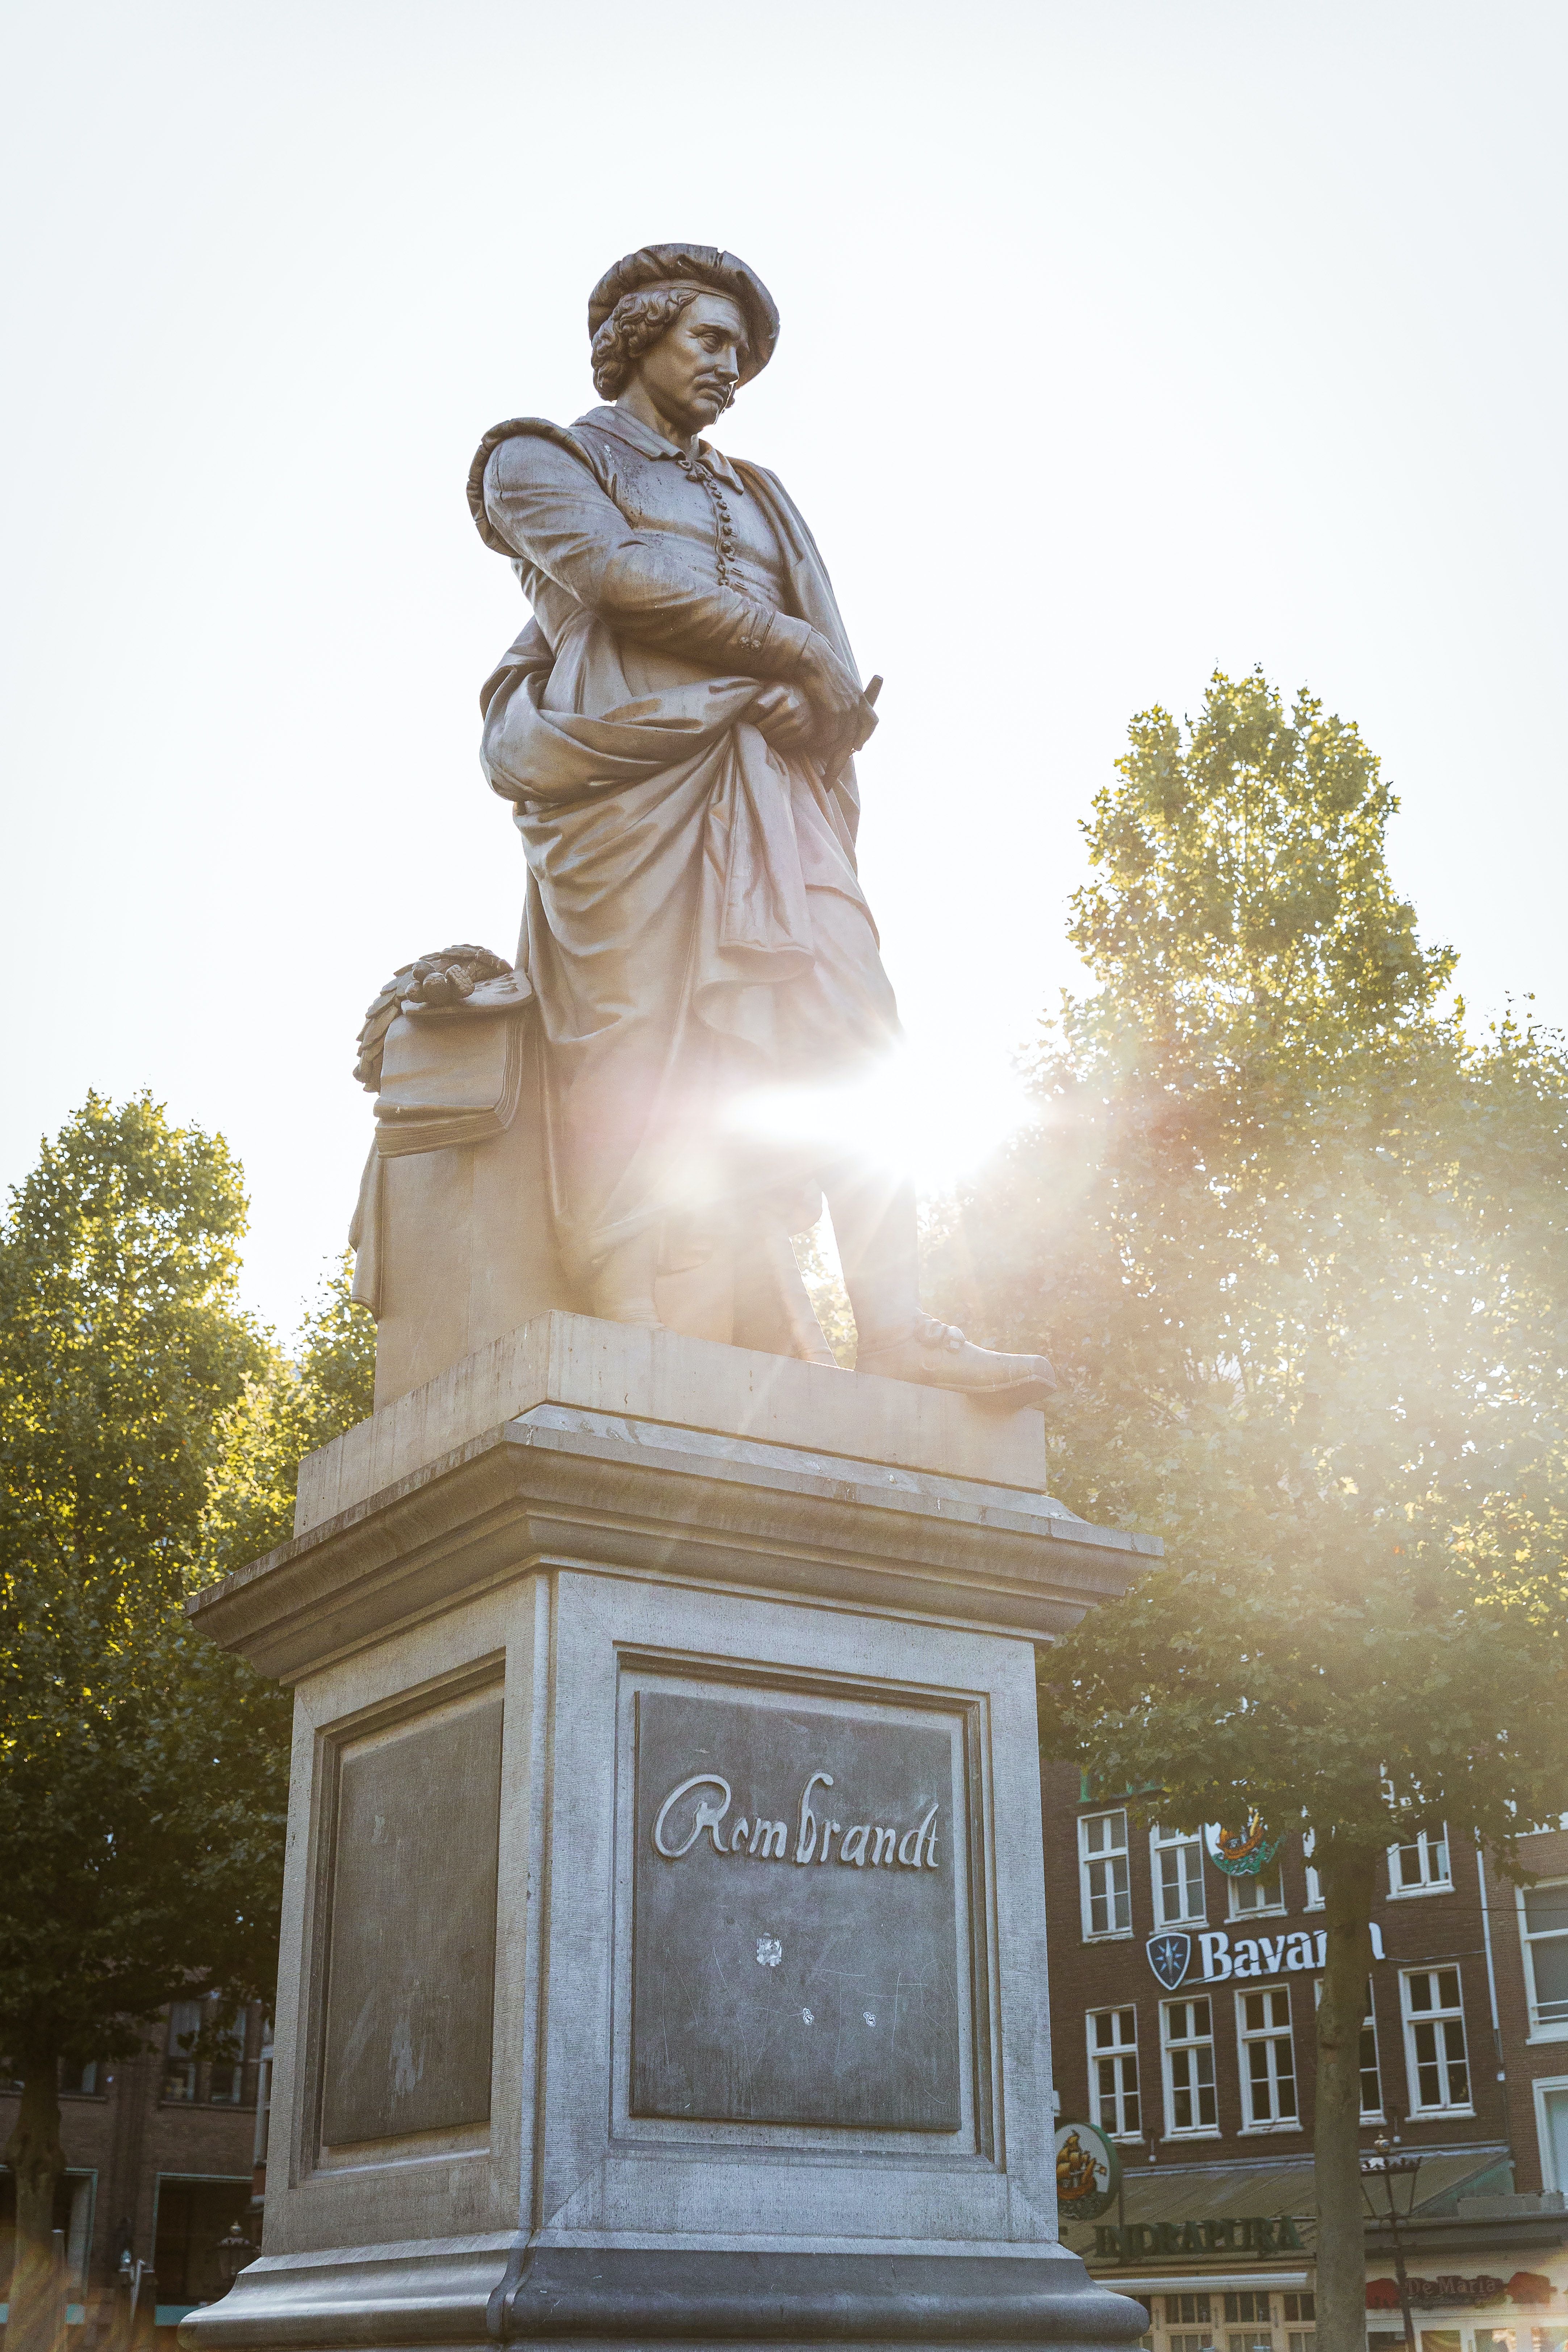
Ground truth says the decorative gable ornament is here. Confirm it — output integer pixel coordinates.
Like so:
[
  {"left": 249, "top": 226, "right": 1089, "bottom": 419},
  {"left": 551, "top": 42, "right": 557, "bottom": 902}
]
[{"left": 1204, "top": 1814, "right": 1285, "bottom": 1878}]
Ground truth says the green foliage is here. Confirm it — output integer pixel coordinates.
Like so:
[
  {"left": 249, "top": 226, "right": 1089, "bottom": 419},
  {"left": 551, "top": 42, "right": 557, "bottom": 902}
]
[
  {"left": 792, "top": 1223, "right": 856, "bottom": 1367},
  {"left": 0, "top": 1102, "right": 375, "bottom": 2073},
  {"left": 927, "top": 670, "right": 1568, "bottom": 1861},
  {"left": 199, "top": 1254, "right": 376, "bottom": 1583},
  {"left": 1, "top": 1093, "right": 262, "bottom": 1612}
]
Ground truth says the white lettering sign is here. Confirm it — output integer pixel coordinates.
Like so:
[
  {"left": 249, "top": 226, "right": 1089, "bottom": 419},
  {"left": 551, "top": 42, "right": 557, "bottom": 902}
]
[
  {"left": 1192, "top": 1921, "right": 1383, "bottom": 1982},
  {"left": 652, "top": 1768, "right": 940, "bottom": 1870}
]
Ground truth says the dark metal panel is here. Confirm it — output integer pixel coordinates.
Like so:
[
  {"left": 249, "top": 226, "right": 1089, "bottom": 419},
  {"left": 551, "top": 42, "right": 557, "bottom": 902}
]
[
  {"left": 319, "top": 1692, "right": 503, "bottom": 2144},
  {"left": 631, "top": 1690, "right": 963, "bottom": 2130}
]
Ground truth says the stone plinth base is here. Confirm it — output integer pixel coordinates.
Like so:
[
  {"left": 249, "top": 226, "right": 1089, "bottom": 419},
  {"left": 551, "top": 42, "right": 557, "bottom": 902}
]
[{"left": 182, "top": 1319, "right": 1155, "bottom": 2352}]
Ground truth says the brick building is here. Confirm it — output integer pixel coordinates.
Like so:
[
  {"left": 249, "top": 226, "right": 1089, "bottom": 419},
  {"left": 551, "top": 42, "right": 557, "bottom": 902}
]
[
  {"left": 0, "top": 2001, "right": 271, "bottom": 2348},
  {"left": 1044, "top": 1765, "right": 1568, "bottom": 2352}
]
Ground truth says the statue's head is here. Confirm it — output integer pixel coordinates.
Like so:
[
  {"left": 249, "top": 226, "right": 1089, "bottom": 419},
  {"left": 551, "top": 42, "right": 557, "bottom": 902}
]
[{"left": 588, "top": 244, "right": 778, "bottom": 433}]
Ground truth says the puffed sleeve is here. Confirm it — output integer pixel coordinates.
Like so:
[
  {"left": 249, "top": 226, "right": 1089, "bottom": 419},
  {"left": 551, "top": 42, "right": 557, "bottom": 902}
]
[{"left": 482, "top": 433, "right": 816, "bottom": 680}]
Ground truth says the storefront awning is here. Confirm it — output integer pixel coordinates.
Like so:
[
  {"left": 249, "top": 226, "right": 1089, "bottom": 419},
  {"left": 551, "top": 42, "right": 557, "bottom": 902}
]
[{"left": 1067, "top": 2149, "right": 1515, "bottom": 2278}]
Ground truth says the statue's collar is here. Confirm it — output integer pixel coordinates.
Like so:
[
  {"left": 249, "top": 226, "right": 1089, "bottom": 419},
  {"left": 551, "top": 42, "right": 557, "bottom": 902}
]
[{"left": 578, "top": 404, "right": 746, "bottom": 492}]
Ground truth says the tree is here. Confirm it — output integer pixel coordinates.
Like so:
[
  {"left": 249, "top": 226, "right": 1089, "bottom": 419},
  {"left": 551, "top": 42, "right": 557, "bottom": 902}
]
[
  {"left": 927, "top": 671, "right": 1568, "bottom": 2352},
  {"left": 0, "top": 1097, "right": 373, "bottom": 2352}
]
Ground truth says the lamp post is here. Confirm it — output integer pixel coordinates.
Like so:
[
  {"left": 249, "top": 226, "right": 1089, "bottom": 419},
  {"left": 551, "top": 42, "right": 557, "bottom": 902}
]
[
  {"left": 216, "top": 2223, "right": 255, "bottom": 2291},
  {"left": 1360, "top": 2116, "right": 1422, "bottom": 2352}
]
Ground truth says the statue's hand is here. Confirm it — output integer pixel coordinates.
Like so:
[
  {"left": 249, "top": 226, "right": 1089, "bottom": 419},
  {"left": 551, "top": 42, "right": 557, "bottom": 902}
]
[
  {"left": 798, "top": 636, "right": 879, "bottom": 768},
  {"left": 750, "top": 682, "right": 816, "bottom": 750}
]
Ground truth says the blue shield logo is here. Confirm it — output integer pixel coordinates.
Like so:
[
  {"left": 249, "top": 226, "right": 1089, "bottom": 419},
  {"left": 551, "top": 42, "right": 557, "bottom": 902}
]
[{"left": 1147, "top": 1932, "right": 1192, "bottom": 1990}]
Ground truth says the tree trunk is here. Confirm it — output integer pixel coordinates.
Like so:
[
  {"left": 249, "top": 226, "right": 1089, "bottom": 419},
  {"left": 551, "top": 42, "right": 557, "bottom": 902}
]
[
  {"left": 1314, "top": 1840, "right": 1377, "bottom": 2352},
  {"left": 5, "top": 2061, "right": 66, "bottom": 2352}
]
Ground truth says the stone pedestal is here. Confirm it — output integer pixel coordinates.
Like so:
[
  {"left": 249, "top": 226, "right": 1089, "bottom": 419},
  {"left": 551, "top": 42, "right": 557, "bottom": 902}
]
[{"left": 181, "top": 1315, "right": 1156, "bottom": 2352}]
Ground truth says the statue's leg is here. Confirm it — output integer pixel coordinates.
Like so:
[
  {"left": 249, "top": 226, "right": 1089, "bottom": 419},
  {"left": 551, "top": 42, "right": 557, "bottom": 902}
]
[
  {"left": 732, "top": 1225, "right": 837, "bottom": 1365},
  {"left": 586, "top": 1228, "right": 662, "bottom": 1326},
  {"left": 819, "top": 1163, "right": 921, "bottom": 1349},
  {"left": 824, "top": 1164, "right": 1058, "bottom": 1407}
]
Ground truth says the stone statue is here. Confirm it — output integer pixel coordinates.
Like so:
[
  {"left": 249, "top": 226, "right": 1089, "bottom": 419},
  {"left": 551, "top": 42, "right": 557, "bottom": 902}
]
[{"left": 461, "top": 243, "right": 1054, "bottom": 1405}]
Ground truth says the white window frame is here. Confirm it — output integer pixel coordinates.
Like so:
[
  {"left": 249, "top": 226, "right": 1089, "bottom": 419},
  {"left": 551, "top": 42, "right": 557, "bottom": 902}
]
[
  {"left": 1302, "top": 1828, "right": 1323, "bottom": 1912},
  {"left": 1227, "top": 1860, "right": 1286, "bottom": 1920},
  {"left": 1165, "top": 2295, "right": 1214, "bottom": 2328},
  {"left": 1235, "top": 1984, "right": 1299, "bottom": 2132},
  {"left": 1310, "top": 1975, "right": 1383, "bottom": 2120},
  {"left": 1161, "top": 1994, "right": 1220, "bottom": 2140},
  {"left": 1387, "top": 1826, "right": 1452, "bottom": 1897},
  {"left": 1400, "top": 1964, "right": 1473, "bottom": 2116},
  {"left": 1518, "top": 1877, "right": 1568, "bottom": 2042},
  {"left": 1087, "top": 2006, "right": 1142, "bottom": 2140},
  {"left": 163, "top": 1998, "right": 203, "bottom": 2103},
  {"left": 1531, "top": 2071, "right": 1568, "bottom": 2194},
  {"left": 1079, "top": 1809, "right": 1133, "bottom": 1941},
  {"left": 1360, "top": 1984, "right": 1385, "bottom": 2121},
  {"left": 1150, "top": 1824, "right": 1207, "bottom": 1928}
]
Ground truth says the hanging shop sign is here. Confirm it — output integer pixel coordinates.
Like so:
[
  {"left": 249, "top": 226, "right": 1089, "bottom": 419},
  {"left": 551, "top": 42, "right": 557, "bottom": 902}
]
[
  {"left": 1205, "top": 1817, "right": 1285, "bottom": 1879},
  {"left": 1094, "top": 2216, "right": 1307, "bottom": 2263},
  {"left": 1146, "top": 1920, "right": 1385, "bottom": 1989},
  {"left": 1366, "top": 2275, "right": 1552, "bottom": 2311},
  {"left": 1055, "top": 2120, "right": 1122, "bottom": 2223}
]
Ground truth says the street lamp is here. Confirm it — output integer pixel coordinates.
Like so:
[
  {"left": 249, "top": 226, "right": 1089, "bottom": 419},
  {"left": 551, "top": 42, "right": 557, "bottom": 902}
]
[
  {"left": 1361, "top": 2116, "right": 1423, "bottom": 2352},
  {"left": 215, "top": 2223, "right": 255, "bottom": 2290}
]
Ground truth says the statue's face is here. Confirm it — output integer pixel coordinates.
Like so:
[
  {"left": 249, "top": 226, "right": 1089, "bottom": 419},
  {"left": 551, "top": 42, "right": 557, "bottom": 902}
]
[{"left": 631, "top": 292, "right": 749, "bottom": 434}]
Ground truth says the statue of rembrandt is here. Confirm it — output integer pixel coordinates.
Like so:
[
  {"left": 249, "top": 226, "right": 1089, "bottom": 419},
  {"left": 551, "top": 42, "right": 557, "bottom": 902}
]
[{"left": 466, "top": 242, "right": 1052, "bottom": 1405}]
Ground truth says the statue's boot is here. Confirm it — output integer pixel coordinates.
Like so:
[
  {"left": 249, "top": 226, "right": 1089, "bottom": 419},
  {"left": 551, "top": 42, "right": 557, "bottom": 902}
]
[
  {"left": 854, "top": 1313, "right": 1058, "bottom": 1407},
  {"left": 825, "top": 1164, "right": 1057, "bottom": 1408}
]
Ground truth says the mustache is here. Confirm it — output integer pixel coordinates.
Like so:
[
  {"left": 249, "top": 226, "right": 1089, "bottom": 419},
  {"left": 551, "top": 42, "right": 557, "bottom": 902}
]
[{"left": 693, "top": 374, "right": 737, "bottom": 410}]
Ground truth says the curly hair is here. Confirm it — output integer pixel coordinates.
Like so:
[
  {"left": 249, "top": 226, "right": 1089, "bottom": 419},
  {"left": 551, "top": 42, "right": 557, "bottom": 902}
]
[{"left": 589, "top": 284, "right": 702, "bottom": 398}]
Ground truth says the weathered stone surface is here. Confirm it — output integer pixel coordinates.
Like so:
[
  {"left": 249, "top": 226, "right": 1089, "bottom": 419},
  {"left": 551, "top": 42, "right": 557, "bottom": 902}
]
[
  {"left": 180, "top": 1369, "right": 1151, "bottom": 2352},
  {"left": 293, "top": 1312, "right": 1058, "bottom": 1535},
  {"left": 630, "top": 1690, "right": 962, "bottom": 2129},
  {"left": 319, "top": 1688, "right": 502, "bottom": 2145}
]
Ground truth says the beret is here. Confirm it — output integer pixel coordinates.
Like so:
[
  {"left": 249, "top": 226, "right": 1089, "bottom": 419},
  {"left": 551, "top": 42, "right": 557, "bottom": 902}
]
[{"left": 587, "top": 243, "right": 779, "bottom": 383}]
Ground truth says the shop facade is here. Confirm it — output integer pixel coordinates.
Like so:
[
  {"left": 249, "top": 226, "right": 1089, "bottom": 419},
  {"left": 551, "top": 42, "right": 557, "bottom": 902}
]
[{"left": 1044, "top": 1769, "right": 1568, "bottom": 2352}]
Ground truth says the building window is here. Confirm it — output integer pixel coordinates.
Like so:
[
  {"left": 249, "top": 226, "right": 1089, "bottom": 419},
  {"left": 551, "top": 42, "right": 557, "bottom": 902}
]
[
  {"left": 1536, "top": 2076, "right": 1568, "bottom": 2193},
  {"left": 162, "top": 1996, "right": 249, "bottom": 2107},
  {"left": 1080, "top": 1810, "right": 1132, "bottom": 1940},
  {"left": 1521, "top": 1880, "right": 1568, "bottom": 2034},
  {"left": 58, "top": 2060, "right": 102, "bottom": 2097},
  {"left": 1237, "top": 1985, "right": 1298, "bottom": 2128},
  {"left": 1283, "top": 2291, "right": 1314, "bottom": 2352},
  {"left": 152, "top": 2177, "right": 254, "bottom": 2307},
  {"left": 1162, "top": 1995, "right": 1217, "bottom": 2136},
  {"left": 1388, "top": 1827, "right": 1451, "bottom": 1896},
  {"left": 1088, "top": 2008, "right": 1141, "bottom": 2139},
  {"left": 1402, "top": 1965, "right": 1471, "bottom": 2113},
  {"left": 1224, "top": 2291, "right": 1273, "bottom": 2352},
  {"left": 1165, "top": 2293, "right": 1213, "bottom": 2352},
  {"left": 1302, "top": 1829, "right": 1323, "bottom": 1912},
  {"left": 163, "top": 2001, "right": 202, "bottom": 2102},
  {"left": 1228, "top": 1860, "right": 1285, "bottom": 1918},
  {"left": 1361, "top": 1986, "right": 1384, "bottom": 2119},
  {"left": 1151, "top": 1826, "right": 1206, "bottom": 1927}
]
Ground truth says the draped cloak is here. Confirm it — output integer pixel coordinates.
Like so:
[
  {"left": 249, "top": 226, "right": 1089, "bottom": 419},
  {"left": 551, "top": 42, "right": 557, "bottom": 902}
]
[{"left": 469, "top": 405, "right": 901, "bottom": 1287}]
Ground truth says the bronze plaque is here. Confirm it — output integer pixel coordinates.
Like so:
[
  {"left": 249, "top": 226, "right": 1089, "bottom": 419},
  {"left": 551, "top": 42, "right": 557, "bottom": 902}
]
[
  {"left": 319, "top": 1691, "right": 502, "bottom": 2144},
  {"left": 631, "top": 1690, "right": 963, "bottom": 2130}
]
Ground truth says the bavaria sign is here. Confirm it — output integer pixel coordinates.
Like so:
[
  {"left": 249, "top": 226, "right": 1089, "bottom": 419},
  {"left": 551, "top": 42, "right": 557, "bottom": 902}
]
[{"left": 1146, "top": 1920, "right": 1385, "bottom": 1988}]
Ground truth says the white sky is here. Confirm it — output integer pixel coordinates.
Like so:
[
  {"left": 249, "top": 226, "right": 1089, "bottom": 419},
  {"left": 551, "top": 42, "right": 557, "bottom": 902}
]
[{"left": 4, "top": 2, "right": 1565, "bottom": 1339}]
